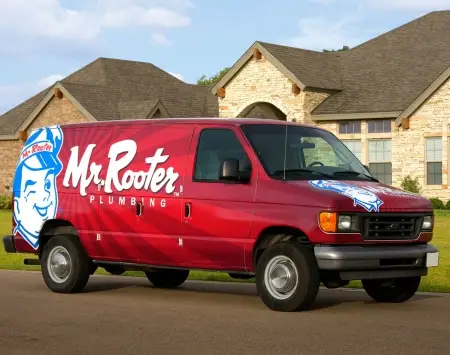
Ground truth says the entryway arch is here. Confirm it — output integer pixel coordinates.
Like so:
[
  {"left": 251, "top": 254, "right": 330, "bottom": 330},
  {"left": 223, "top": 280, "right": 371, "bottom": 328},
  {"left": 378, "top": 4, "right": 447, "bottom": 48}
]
[{"left": 237, "top": 101, "right": 287, "bottom": 121}]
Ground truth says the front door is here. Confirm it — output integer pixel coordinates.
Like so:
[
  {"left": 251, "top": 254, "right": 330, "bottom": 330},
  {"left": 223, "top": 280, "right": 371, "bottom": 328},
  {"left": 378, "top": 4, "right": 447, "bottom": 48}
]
[{"left": 181, "top": 125, "right": 258, "bottom": 271}]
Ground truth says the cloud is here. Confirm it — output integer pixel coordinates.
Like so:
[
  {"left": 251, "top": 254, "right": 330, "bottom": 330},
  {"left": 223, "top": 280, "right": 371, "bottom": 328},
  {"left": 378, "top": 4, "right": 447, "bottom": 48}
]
[
  {"left": 102, "top": 6, "right": 190, "bottom": 28},
  {"left": 0, "top": 74, "right": 64, "bottom": 114},
  {"left": 287, "top": 16, "right": 364, "bottom": 51},
  {"left": 168, "top": 72, "right": 184, "bottom": 81},
  {"left": 363, "top": 0, "right": 450, "bottom": 12},
  {"left": 37, "top": 74, "right": 65, "bottom": 88},
  {"left": 0, "top": 0, "right": 193, "bottom": 54},
  {"left": 151, "top": 33, "right": 172, "bottom": 46}
]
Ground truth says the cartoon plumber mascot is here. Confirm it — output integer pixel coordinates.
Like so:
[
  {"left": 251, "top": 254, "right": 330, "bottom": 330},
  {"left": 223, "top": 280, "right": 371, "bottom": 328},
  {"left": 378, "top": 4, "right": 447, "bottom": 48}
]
[{"left": 12, "top": 125, "right": 63, "bottom": 250}]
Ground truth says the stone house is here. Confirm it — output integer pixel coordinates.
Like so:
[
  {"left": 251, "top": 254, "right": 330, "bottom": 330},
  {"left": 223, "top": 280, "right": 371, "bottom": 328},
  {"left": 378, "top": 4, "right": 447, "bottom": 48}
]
[
  {"left": 0, "top": 57, "right": 218, "bottom": 194},
  {"left": 210, "top": 11, "right": 450, "bottom": 199},
  {"left": 1, "top": 10, "right": 449, "bottom": 200}
]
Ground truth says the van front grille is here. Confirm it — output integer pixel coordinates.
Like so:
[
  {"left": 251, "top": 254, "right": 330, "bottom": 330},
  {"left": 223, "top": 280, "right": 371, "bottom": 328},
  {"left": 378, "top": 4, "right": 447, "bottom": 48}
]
[{"left": 361, "top": 214, "right": 423, "bottom": 241}]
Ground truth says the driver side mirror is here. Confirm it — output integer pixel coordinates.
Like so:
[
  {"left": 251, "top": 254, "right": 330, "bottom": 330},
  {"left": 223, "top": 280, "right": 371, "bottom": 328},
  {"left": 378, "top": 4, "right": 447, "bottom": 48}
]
[{"left": 219, "top": 158, "right": 251, "bottom": 183}]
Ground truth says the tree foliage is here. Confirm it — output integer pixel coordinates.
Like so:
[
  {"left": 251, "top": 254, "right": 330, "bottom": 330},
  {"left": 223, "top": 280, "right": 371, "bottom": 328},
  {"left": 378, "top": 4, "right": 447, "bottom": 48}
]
[
  {"left": 322, "top": 45, "right": 350, "bottom": 52},
  {"left": 197, "top": 67, "right": 231, "bottom": 86}
]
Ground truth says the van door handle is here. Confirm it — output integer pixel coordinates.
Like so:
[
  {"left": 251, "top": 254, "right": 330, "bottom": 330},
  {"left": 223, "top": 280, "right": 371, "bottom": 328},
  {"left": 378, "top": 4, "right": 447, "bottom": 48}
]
[
  {"left": 184, "top": 203, "right": 191, "bottom": 218},
  {"left": 136, "top": 202, "right": 143, "bottom": 216}
]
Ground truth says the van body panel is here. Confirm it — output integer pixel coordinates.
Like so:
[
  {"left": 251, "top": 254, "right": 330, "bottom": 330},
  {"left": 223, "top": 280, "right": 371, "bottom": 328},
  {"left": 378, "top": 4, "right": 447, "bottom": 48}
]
[
  {"left": 181, "top": 124, "right": 258, "bottom": 270},
  {"left": 84, "top": 123, "right": 194, "bottom": 265}
]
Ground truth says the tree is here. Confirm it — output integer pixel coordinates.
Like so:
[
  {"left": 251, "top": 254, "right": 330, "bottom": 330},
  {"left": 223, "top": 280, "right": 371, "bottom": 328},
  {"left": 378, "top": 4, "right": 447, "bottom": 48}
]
[
  {"left": 323, "top": 45, "right": 350, "bottom": 52},
  {"left": 197, "top": 67, "right": 230, "bottom": 86}
]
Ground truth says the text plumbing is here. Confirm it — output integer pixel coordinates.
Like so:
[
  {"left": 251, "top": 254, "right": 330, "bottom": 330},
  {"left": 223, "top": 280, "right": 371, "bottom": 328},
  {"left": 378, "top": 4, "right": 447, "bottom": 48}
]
[
  {"left": 62, "top": 139, "right": 180, "bottom": 197},
  {"left": 88, "top": 195, "right": 168, "bottom": 208}
]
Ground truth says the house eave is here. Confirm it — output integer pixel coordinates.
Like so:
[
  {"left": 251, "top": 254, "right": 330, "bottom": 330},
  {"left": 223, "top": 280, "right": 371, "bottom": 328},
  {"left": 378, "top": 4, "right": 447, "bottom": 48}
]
[
  {"left": 394, "top": 65, "right": 450, "bottom": 127},
  {"left": 312, "top": 111, "right": 402, "bottom": 122},
  {"left": 0, "top": 134, "right": 19, "bottom": 141},
  {"left": 0, "top": 82, "right": 98, "bottom": 141},
  {"left": 210, "top": 41, "right": 306, "bottom": 95}
]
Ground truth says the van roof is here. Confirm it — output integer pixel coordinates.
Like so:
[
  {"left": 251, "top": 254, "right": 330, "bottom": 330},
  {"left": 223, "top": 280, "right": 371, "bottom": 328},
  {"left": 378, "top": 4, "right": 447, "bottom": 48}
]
[{"left": 53, "top": 117, "right": 324, "bottom": 130}]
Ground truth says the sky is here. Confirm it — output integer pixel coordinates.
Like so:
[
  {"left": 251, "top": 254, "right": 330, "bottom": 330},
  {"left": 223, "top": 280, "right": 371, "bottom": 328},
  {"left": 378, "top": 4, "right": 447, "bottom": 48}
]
[{"left": 0, "top": 0, "right": 449, "bottom": 114}]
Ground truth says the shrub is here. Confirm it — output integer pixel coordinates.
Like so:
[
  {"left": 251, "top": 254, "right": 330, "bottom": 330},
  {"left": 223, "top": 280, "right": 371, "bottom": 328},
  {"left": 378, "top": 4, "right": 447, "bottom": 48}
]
[
  {"left": 429, "top": 197, "right": 445, "bottom": 210},
  {"left": 445, "top": 200, "right": 450, "bottom": 210},
  {"left": 0, "top": 194, "right": 12, "bottom": 210},
  {"left": 400, "top": 175, "right": 421, "bottom": 194}
]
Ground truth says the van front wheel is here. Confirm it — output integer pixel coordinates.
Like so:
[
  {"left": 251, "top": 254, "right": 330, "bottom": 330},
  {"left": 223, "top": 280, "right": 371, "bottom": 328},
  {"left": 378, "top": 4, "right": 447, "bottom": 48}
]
[
  {"left": 41, "top": 234, "right": 91, "bottom": 293},
  {"left": 145, "top": 269, "right": 190, "bottom": 288},
  {"left": 256, "top": 242, "right": 320, "bottom": 312}
]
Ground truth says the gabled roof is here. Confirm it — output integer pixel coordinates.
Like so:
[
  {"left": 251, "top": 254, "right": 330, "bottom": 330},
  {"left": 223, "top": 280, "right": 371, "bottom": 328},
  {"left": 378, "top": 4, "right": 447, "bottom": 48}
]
[
  {"left": 211, "top": 41, "right": 342, "bottom": 95},
  {"left": 0, "top": 57, "right": 218, "bottom": 138},
  {"left": 212, "top": 11, "right": 450, "bottom": 124},
  {"left": 313, "top": 10, "right": 450, "bottom": 118}
]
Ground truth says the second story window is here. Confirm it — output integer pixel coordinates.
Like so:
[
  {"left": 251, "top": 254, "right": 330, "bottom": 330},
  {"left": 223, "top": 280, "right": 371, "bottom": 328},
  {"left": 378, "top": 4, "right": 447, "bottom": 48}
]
[
  {"left": 339, "top": 121, "right": 361, "bottom": 134},
  {"left": 368, "top": 120, "right": 392, "bottom": 133}
]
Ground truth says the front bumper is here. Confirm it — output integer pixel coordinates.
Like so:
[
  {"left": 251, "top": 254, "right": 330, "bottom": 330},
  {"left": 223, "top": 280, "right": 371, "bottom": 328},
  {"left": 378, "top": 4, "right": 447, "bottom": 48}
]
[
  {"left": 314, "top": 243, "right": 439, "bottom": 280},
  {"left": 3, "top": 235, "right": 16, "bottom": 253}
]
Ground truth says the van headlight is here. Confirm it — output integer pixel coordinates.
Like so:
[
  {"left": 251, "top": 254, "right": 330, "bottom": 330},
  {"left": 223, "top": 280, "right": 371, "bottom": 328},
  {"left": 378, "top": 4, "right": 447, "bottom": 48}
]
[
  {"left": 319, "top": 212, "right": 359, "bottom": 233},
  {"left": 421, "top": 216, "right": 433, "bottom": 230},
  {"left": 338, "top": 215, "right": 352, "bottom": 230}
]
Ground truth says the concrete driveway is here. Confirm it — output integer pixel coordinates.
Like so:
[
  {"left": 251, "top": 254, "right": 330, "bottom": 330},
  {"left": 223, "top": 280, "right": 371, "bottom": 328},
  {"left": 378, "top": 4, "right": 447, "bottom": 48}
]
[{"left": 0, "top": 270, "right": 448, "bottom": 355}]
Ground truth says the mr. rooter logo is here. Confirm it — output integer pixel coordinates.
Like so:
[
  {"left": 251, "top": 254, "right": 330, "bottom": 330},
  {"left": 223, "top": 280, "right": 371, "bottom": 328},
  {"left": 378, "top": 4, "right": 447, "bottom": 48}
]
[{"left": 62, "top": 139, "right": 180, "bottom": 197}]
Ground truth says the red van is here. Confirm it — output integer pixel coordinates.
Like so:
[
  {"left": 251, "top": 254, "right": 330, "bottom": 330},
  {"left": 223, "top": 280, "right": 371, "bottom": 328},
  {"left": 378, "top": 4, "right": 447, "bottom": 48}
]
[{"left": 3, "top": 118, "right": 439, "bottom": 312}]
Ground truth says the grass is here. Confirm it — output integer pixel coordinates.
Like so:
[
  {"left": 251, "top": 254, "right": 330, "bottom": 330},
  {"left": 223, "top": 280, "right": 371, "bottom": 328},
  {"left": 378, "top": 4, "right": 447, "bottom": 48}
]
[{"left": 1, "top": 210, "right": 449, "bottom": 292}]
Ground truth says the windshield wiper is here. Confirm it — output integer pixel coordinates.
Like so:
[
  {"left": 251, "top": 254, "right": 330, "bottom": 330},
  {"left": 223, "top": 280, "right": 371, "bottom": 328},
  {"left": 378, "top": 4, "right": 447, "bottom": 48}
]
[
  {"left": 332, "top": 170, "right": 378, "bottom": 182},
  {"left": 271, "top": 168, "right": 335, "bottom": 179}
]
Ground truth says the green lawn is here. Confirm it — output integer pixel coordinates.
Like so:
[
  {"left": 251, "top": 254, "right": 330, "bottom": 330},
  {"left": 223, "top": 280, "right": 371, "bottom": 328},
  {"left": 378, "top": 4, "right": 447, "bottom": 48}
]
[{"left": 1, "top": 210, "right": 449, "bottom": 292}]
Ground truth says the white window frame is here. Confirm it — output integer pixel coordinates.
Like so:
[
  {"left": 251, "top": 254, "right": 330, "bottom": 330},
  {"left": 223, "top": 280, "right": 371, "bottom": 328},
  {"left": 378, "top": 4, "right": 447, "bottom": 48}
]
[
  {"left": 426, "top": 137, "right": 442, "bottom": 185},
  {"left": 368, "top": 139, "right": 392, "bottom": 185}
]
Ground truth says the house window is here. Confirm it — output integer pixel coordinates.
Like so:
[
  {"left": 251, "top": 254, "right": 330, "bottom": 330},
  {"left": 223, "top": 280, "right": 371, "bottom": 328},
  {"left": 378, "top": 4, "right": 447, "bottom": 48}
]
[
  {"left": 368, "top": 139, "right": 392, "bottom": 185},
  {"left": 342, "top": 140, "right": 362, "bottom": 161},
  {"left": 339, "top": 121, "right": 361, "bottom": 134},
  {"left": 426, "top": 137, "right": 442, "bottom": 185},
  {"left": 368, "top": 120, "right": 391, "bottom": 133}
]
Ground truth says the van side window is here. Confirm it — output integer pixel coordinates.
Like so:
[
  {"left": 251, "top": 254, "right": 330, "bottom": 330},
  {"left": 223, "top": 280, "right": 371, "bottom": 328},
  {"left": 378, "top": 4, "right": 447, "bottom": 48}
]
[{"left": 194, "top": 129, "right": 251, "bottom": 182}]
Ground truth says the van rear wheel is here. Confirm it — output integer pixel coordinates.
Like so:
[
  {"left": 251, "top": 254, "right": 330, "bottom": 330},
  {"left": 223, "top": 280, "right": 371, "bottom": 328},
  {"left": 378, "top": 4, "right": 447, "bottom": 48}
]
[
  {"left": 362, "top": 277, "right": 421, "bottom": 303},
  {"left": 145, "top": 269, "right": 190, "bottom": 288},
  {"left": 255, "top": 242, "right": 320, "bottom": 312},
  {"left": 41, "top": 234, "right": 91, "bottom": 293}
]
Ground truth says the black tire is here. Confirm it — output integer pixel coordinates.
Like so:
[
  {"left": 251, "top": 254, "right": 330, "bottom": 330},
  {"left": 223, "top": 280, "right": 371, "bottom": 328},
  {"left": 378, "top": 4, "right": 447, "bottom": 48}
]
[
  {"left": 40, "top": 234, "right": 91, "bottom": 293},
  {"left": 362, "top": 276, "right": 421, "bottom": 303},
  {"left": 255, "top": 242, "right": 320, "bottom": 312},
  {"left": 145, "top": 269, "right": 190, "bottom": 288}
]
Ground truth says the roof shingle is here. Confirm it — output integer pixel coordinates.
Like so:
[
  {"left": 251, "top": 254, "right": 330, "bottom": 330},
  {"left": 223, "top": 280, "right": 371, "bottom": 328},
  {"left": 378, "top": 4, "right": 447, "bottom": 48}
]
[
  {"left": 0, "top": 57, "right": 218, "bottom": 136},
  {"left": 314, "top": 10, "right": 450, "bottom": 115}
]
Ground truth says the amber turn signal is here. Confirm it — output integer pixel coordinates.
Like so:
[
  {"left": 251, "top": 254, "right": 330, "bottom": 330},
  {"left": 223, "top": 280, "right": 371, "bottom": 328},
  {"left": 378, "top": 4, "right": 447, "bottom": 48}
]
[{"left": 319, "top": 212, "right": 337, "bottom": 233}]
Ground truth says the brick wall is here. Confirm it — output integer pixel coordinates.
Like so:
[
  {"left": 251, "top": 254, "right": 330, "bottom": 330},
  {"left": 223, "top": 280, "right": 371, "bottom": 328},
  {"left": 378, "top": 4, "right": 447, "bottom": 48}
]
[
  {"left": 0, "top": 95, "right": 89, "bottom": 194},
  {"left": 392, "top": 78, "right": 450, "bottom": 200}
]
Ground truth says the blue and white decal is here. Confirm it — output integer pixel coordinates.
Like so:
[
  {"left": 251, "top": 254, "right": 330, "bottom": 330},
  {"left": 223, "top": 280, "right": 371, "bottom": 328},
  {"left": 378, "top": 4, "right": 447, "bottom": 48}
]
[
  {"left": 13, "top": 125, "right": 64, "bottom": 249},
  {"left": 309, "top": 180, "right": 384, "bottom": 212}
]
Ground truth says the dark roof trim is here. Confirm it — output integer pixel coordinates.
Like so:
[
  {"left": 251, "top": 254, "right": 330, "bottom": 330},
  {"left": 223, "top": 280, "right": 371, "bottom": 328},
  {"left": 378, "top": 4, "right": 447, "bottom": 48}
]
[
  {"left": 0, "top": 82, "right": 97, "bottom": 141},
  {"left": 312, "top": 111, "right": 402, "bottom": 122},
  {"left": 394, "top": 65, "right": 450, "bottom": 127},
  {"left": 210, "top": 41, "right": 306, "bottom": 95},
  {"left": 146, "top": 100, "right": 170, "bottom": 118}
]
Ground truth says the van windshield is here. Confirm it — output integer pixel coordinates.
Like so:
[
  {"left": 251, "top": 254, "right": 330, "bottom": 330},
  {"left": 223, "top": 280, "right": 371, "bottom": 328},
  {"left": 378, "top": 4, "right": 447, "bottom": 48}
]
[{"left": 240, "top": 123, "right": 376, "bottom": 182}]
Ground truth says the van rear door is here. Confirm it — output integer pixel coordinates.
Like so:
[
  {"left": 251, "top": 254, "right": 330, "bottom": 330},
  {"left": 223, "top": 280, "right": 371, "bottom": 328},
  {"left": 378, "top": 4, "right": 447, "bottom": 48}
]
[{"left": 96, "top": 122, "right": 194, "bottom": 265}]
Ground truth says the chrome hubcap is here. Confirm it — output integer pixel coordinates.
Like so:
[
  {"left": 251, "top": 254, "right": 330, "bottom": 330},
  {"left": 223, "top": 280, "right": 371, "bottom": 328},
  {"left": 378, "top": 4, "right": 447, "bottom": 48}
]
[
  {"left": 264, "top": 255, "right": 298, "bottom": 300},
  {"left": 47, "top": 246, "right": 72, "bottom": 283}
]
